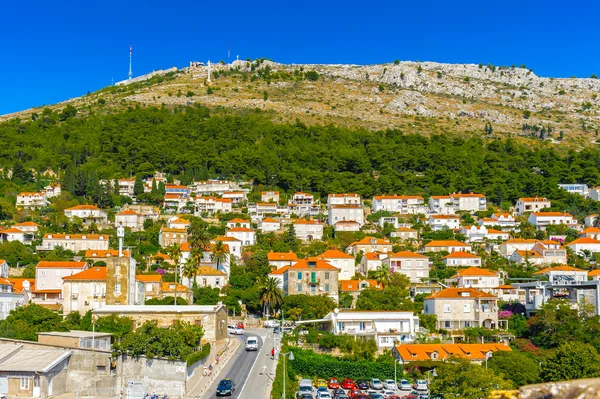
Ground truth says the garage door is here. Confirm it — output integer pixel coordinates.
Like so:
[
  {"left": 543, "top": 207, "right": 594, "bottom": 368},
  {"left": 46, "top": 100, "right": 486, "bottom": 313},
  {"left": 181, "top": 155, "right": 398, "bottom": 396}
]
[{"left": 0, "top": 376, "right": 8, "bottom": 394}]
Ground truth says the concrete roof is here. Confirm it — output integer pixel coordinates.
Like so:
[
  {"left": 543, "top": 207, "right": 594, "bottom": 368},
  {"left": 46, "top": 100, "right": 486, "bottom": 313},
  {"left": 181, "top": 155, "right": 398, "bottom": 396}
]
[
  {"left": 0, "top": 349, "right": 71, "bottom": 373},
  {"left": 93, "top": 304, "right": 224, "bottom": 314},
  {"left": 0, "top": 344, "right": 22, "bottom": 362},
  {"left": 38, "top": 330, "right": 112, "bottom": 338}
]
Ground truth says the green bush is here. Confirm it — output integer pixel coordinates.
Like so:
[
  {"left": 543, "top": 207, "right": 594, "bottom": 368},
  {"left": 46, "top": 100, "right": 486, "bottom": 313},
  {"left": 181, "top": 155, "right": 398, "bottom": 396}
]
[{"left": 186, "top": 342, "right": 211, "bottom": 366}]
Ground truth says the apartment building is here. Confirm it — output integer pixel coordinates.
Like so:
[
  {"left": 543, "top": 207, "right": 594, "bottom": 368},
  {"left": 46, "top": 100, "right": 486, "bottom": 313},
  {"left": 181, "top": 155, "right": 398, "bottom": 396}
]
[
  {"left": 424, "top": 287, "right": 499, "bottom": 330},
  {"left": 372, "top": 195, "right": 426, "bottom": 214},
  {"left": 294, "top": 220, "right": 324, "bottom": 241},
  {"left": 282, "top": 259, "right": 340, "bottom": 301},
  {"left": 39, "top": 233, "right": 109, "bottom": 252},
  {"left": 382, "top": 251, "right": 430, "bottom": 283},
  {"left": 515, "top": 197, "right": 551, "bottom": 216},
  {"left": 528, "top": 212, "right": 577, "bottom": 231},
  {"left": 328, "top": 205, "right": 365, "bottom": 226},
  {"left": 64, "top": 205, "right": 108, "bottom": 226},
  {"left": 327, "top": 193, "right": 361, "bottom": 207}
]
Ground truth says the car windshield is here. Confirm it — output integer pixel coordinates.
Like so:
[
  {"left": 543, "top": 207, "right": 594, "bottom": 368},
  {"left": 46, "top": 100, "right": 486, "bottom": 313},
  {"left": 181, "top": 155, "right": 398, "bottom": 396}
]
[
  {"left": 331, "top": 379, "right": 338, "bottom": 383},
  {"left": 218, "top": 380, "right": 231, "bottom": 388},
  {"left": 247, "top": 339, "right": 257, "bottom": 344}
]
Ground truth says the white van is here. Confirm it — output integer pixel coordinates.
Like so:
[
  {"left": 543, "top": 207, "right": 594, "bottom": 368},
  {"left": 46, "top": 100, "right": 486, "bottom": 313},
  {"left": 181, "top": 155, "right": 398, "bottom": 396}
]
[{"left": 245, "top": 336, "right": 259, "bottom": 351}]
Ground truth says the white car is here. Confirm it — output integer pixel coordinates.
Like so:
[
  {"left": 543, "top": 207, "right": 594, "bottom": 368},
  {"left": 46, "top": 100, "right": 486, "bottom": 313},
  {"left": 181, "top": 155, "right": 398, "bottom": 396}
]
[
  {"left": 264, "top": 319, "right": 279, "bottom": 328},
  {"left": 382, "top": 389, "right": 397, "bottom": 398},
  {"left": 317, "top": 392, "right": 332, "bottom": 399},
  {"left": 414, "top": 380, "right": 428, "bottom": 391},
  {"left": 370, "top": 378, "right": 383, "bottom": 390},
  {"left": 399, "top": 379, "right": 412, "bottom": 391},
  {"left": 227, "top": 325, "right": 244, "bottom": 335},
  {"left": 383, "top": 380, "right": 396, "bottom": 390}
]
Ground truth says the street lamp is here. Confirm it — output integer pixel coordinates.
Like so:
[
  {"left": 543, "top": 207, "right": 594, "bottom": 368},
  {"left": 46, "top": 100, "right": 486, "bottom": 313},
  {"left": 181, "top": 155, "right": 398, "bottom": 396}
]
[
  {"left": 394, "top": 358, "right": 404, "bottom": 388},
  {"left": 485, "top": 351, "right": 492, "bottom": 369},
  {"left": 281, "top": 351, "right": 295, "bottom": 399},
  {"left": 426, "top": 369, "right": 437, "bottom": 386}
]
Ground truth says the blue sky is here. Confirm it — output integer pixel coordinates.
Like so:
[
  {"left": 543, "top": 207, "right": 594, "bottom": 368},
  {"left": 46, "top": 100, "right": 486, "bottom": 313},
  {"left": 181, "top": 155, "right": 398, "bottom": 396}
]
[{"left": 2, "top": 0, "right": 599, "bottom": 115}]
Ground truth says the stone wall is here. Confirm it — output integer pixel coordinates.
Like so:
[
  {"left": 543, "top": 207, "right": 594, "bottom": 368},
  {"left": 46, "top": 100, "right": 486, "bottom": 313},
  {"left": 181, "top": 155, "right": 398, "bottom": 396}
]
[{"left": 117, "top": 355, "right": 187, "bottom": 397}]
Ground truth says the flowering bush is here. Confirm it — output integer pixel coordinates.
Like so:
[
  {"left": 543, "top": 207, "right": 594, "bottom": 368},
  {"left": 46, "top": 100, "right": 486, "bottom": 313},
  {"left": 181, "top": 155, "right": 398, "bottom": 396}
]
[
  {"left": 156, "top": 268, "right": 166, "bottom": 276},
  {"left": 498, "top": 310, "right": 513, "bottom": 319}
]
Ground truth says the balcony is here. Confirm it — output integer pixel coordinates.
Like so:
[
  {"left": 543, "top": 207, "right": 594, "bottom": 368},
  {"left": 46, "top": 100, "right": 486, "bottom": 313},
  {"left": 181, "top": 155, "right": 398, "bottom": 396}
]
[
  {"left": 305, "top": 277, "right": 320, "bottom": 284},
  {"left": 71, "top": 293, "right": 79, "bottom": 300}
]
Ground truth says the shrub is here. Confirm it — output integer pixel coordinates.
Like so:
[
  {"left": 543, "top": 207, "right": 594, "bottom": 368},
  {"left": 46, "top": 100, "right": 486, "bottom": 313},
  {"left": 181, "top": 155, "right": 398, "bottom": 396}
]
[
  {"left": 186, "top": 342, "right": 211, "bottom": 366},
  {"left": 305, "top": 71, "right": 319, "bottom": 81}
]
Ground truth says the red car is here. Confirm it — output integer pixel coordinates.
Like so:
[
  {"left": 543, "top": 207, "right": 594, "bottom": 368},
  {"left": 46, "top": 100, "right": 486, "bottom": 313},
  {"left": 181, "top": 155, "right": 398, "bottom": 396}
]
[
  {"left": 236, "top": 322, "right": 244, "bottom": 329},
  {"left": 328, "top": 378, "right": 340, "bottom": 389},
  {"left": 341, "top": 378, "right": 355, "bottom": 389},
  {"left": 348, "top": 390, "right": 363, "bottom": 399}
]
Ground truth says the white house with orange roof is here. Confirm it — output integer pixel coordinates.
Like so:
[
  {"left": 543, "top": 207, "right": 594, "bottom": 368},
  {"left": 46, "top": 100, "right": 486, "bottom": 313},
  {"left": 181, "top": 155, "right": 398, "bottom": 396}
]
[
  {"left": 499, "top": 238, "right": 538, "bottom": 257},
  {"left": 334, "top": 220, "right": 361, "bottom": 232},
  {"left": 259, "top": 217, "right": 281, "bottom": 232},
  {"left": 34, "top": 261, "right": 87, "bottom": 305},
  {"left": 420, "top": 240, "right": 472, "bottom": 253},
  {"left": 226, "top": 218, "right": 251, "bottom": 229},
  {"left": 509, "top": 240, "right": 567, "bottom": 265},
  {"left": 424, "top": 287, "right": 499, "bottom": 330},
  {"left": 194, "top": 196, "right": 233, "bottom": 215},
  {"left": 115, "top": 208, "right": 142, "bottom": 230},
  {"left": 0, "top": 276, "right": 26, "bottom": 320},
  {"left": 213, "top": 236, "right": 241, "bottom": 258},
  {"left": 429, "top": 215, "right": 460, "bottom": 231},
  {"left": 118, "top": 178, "right": 136, "bottom": 197},
  {"left": 64, "top": 205, "right": 108, "bottom": 226},
  {"left": 13, "top": 221, "right": 39, "bottom": 234},
  {"left": 61, "top": 266, "right": 108, "bottom": 314},
  {"left": 248, "top": 202, "right": 282, "bottom": 219},
  {"left": 158, "top": 227, "right": 188, "bottom": 247},
  {"left": 268, "top": 266, "right": 289, "bottom": 290},
  {"left": 180, "top": 242, "right": 232, "bottom": 275},
  {"left": 589, "top": 270, "right": 600, "bottom": 281},
  {"left": 40, "top": 233, "right": 109, "bottom": 252},
  {"left": 491, "top": 213, "right": 518, "bottom": 229},
  {"left": 0, "top": 227, "right": 28, "bottom": 244},
  {"left": 429, "top": 193, "right": 486, "bottom": 214},
  {"left": 447, "top": 267, "right": 500, "bottom": 291},
  {"left": 167, "top": 217, "right": 191, "bottom": 230},
  {"left": 289, "top": 192, "right": 320, "bottom": 216},
  {"left": 192, "top": 266, "right": 228, "bottom": 289},
  {"left": 85, "top": 249, "right": 131, "bottom": 262},
  {"left": 267, "top": 251, "right": 298, "bottom": 269},
  {"left": 580, "top": 227, "right": 600, "bottom": 240},
  {"left": 348, "top": 237, "right": 393, "bottom": 255},
  {"left": 293, "top": 220, "right": 324, "bottom": 241},
  {"left": 328, "top": 204, "right": 365, "bottom": 226},
  {"left": 533, "top": 265, "right": 588, "bottom": 283},
  {"left": 6, "top": 278, "right": 35, "bottom": 303},
  {"left": 44, "top": 183, "right": 62, "bottom": 198},
  {"left": 528, "top": 212, "right": 577, "bottom": 231},
  {"left": 372, "top": 195, "right": 425, "bottom": 214},
  {"left": 16, "top": 192, "right": 48, "bottom": 209},
  {"left": 261, "top": 191, "right": 280, "bottom": 203},
  {"left": 222, "top": 191, "right": 247, "bottom": 204},
  {"left": 327, "top": 193, "right": 361, "bottom": 207},
  {"left": 317, "top": 249, "right": 356, "bottom": 279},
  {"left": 460, "top": 225, "right": 510, "bottom": 242},
  {"left": 359, "top": 252, "right": 387, "bottom": 274},
  {"left": 492, "top": 285, "right": 521, "bottom": 302},
  {"left": 226, "top": 227, "right": 255, "bottom": 246},
  {"left": 515, "top": 197, "right": 551, "bottom": 216},
  {"left": 391, "top": 227, "right": 419, "bottom": 241},
  {"left": 394, "top": 343, "right": 511, "bottom": 364},
  {"left": 383, "top": 251, "right": 429, "bottom": 283},
  {"left": 567, "top": 238, "right": 600, "bottom": 256},
  {"left": 192, "top": 179, "right": 236, "bottom": 195},
  {"left": 442, "top": 252, "right": 482, "bottom": 267}
]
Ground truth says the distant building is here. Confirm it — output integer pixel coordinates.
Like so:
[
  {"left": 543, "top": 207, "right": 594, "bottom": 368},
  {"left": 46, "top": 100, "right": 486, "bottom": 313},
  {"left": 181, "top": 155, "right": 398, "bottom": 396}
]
[
  {"left": 259, "top": 217, "right": 281, "bottom": 232},
  {"left": 372, "top": 195, "right": 425, "bottom": 214},
  {"left": 261, "top": 191, "right": 280, "bottom": 203},
  {"left": 441, "top": 251, "right": 482, "bottom": 267},
  {"left": 328, "top": 205, "right": 365, "bottom": 227},
  {"left": 429, "top": 215, "right": 460, "bottom": 231},
  {"left": 317, "top": 249, "right": 356, "bottom": 279},
  {"left": 424, "top": 287, "right": 498, "bottom": 331},
  {"left": 515, "top": 197, "right": 551, "bottom": 216},
  {"left": 16, "top": 192, "right": 48, "bottom": 209},
  {"left": 158, "top": 227, "right": 188, "bottom": 247},
  {"left": 267, "top": 251, "right": 298, "bottom": 269},
  {"left": 34, "top": 261, "right": 87, "bottom": 306},
  {"left": 394, "top": 343, "right": 510, "bottom": 364},
  {"left": 226, "top": 227, "right": 256, "bottom": 246},
  {"left": 64, "top": 205, "right": 108, "bottom": 226},
  {"left": 420, "top": 240, "right": 472, "bottom": 253},
  {"left": 558, "top": 183, "right": 589, "bottom": 197},
  {"left": 429, "top": 193, "right": 486, "bottom": 214},
  {"left": 39, "top": 233, "right": 109, "bottom": 252},
  {"left": 281, "top": 259, "right": 339, "bottom": 301},
  {"left": 382, "top": 251, "right": 430, "bottom": 283},
  {"left": 528, "top": 212, "right": 577, "bottom": 231},
  {"left": 327, "top": 194, "right": 361, "bottom": 207},
  {"left": 348, "top": 237, "right": 393, "bottom": 255},
  {"left": 293, "top": 220, "right": 324, "bottom": 241}
]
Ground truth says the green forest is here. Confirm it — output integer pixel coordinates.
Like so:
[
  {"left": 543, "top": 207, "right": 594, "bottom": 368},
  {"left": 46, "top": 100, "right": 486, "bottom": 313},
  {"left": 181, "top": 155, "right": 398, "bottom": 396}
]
[{"left": 2, "top": 104, "right": 600, "bottom": 213}]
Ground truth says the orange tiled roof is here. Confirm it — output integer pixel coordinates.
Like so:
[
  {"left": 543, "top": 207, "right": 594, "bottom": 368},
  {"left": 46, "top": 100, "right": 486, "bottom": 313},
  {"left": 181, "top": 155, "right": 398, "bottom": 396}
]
[
  {"left": 395, "top": 343, "right": 510, "bottom": 362},
  {"left": 63, "top": 267, "right": 107, "bottom": 281},
  {"left": 268, "top": 251, "right": 298, "bottom": 262},
  {"left": 289, "top": 259, "right": 339, "bottom": 271},
  {"left": 43, "top": 233, "right": 107, "bottom": 240},
  {"left": 13, "top": 221, "right": 39, "bottom": 227},
  {"left": 515, "top": 250, "right": 543, "bottom": 258},
  {"left": 160, "top": 282, "right": 189, "bottom": 292},
  {"left": 196, "top": 266, "right": 227, "bottom": 276},
  {"left": 442, "top": 251, "right": 480, "bottom": 259},
  {"left": 364, "top": 252, "right": 384, "bottom": 261},
  {"left": 262, "top": 218, "right": 280, "bottom": 223},
  {"left": 531, "top": 212, "right": 573, "bottom": 217},
  {"left": 582, "top": 227, "right": 600, "bottom": 233},
  {"left": 37, "top": 261, "right": 86, "bottom": 269},
  {"left": 431, "top": 215, "right": 459, "bottom": 219},
  {"left": 294, "top": 220, "right": 321, "bottom": 225},
  {"left": 373, "top": 195, "right": 423, "bottom": 200},
  {"left": 389, "top": 251, "right": 428, "bottom": 259},
  {"left": 117, "top": 209, "right": 138, "bottom": 215},
  {"left": 340, "top": 279, "right": 381, "bottom": 292},
  {"left": 227, "top": 218, "right": 250, "bottom": 224},
  {"left": 453, "top": 267, "right": 498, "bottom": 277},
  {"left": 7, "top": 278, "right": 35, "bottom": 292},
  {"left": 424, "top": 240, "right": 470, "bottom": 247},
  {"left": 319, "top": 249, "right": 354, "bottom": 259},
  {"left": 65, "top": 205, "right": 101, "bottom": 211},
  {"left": 567, "top": 238, "right": 600, "bottom": 245},
  {"left": 450, "top": 193, "right": 485, "bottom": 198},
  {"left": 0, "top": 228, "right": 25, "bottom": 234},
  {"left": 397, "top": 227, "right": 417, "bottom": 232},
  {"left": 533, "top": 265, "right": 587, "bottom": 275},
  {"left": 426, "top": 287, "right": 496, "bottom": 300},
  {"left": 588, "top": 270, "right": 600, "bottom": 276},
  {"left": 169, "top": 217, "right": 191, "bottom": 224},
  {"left": 350, "top": 237, "right": 391, "bottom": 246},
  {"left": 136, "top": 274, "right": 162, "bottom": 283},
  {"left": 269, "top": 266, "right": 290, "bottom": 275},
  {"left": 85, "top": 249, "right": 131, "bottom": 258},
  {"left": 227, "top": 227, "right": 254, "bottom": 232},
  {"left": 519, "top": 197, "right": 549, "bottom": 202}
]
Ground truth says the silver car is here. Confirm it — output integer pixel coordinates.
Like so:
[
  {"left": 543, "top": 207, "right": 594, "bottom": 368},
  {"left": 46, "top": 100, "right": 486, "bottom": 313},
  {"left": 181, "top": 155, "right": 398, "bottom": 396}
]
[{"left": 370, "top": 378, "right": 383, "bottom": 390}]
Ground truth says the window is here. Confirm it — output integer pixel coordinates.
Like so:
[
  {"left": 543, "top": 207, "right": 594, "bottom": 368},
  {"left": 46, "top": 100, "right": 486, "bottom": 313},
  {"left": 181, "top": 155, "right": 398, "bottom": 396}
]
[
  {"left": 310, "top": 272, "right": 317, "bottom": 283},
  {"left": 297, "top": 272, "right": 302, "bottom": 280},
  {"left": 20, "top": 377, "right": 30, "bottom": 390},
  {"left": 325, "top": 284, "right": 330, "bottom": 292},
  {"left": 325, "top": 272, "right": 330, "bottom": 280},
  {"left": 115, "top": 283, "right": 121, "bottom": 294},
  {"left": 146, "top": 284, "right": 152, "bottom": 292},
  {"left": 464, "top": 304, "right": 471, "bottom": 313},
  {"left": 444, "top": 321, "right": 452, "bottom": 329},
  {"left": 297, "top": 284, "right": 302, "bottom": 292},
  {"left": 41, "top": 270, "right": 46, "bottom": 277},
  {"left": 444, "top": 304, "right": 451, "bottom": 313},
  {"left": 216, "top": 278, "right": 221, "bottom": 286}
]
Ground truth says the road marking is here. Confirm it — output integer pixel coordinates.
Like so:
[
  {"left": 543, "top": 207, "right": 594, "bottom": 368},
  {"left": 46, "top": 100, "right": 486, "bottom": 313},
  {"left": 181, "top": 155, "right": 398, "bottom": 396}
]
[{"left": 236, "top": 335, "right": 266, "bottom": 399}]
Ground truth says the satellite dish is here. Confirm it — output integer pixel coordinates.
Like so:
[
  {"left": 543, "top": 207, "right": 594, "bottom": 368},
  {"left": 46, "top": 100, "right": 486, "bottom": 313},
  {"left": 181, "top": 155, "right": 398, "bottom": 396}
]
[{"left": 334, "top": 308, "right": 339, "bottom": 314}]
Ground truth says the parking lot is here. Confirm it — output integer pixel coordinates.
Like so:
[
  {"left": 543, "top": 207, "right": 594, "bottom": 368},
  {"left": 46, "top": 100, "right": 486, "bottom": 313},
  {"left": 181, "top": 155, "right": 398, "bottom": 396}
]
[{"left": 295, "top": 378, "right": 430, "bottom": 399}]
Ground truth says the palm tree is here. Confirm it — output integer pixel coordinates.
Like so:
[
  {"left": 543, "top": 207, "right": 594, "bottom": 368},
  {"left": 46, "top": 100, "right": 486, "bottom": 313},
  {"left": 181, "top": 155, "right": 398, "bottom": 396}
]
[
  {"left": 374, "top": 264, "right": 393, "bottom": 288},
  {"left": 182, "top": 257, "right": 198, "bottom": 289},
  {"left": 211, "top": 240, "right": 229, "bottom": 272},
  {"left": 259, "top": 277, "right": 284, "bottom": 317},
  {"left": 187, "top": 220, "right": 210, "bottom": 251}
]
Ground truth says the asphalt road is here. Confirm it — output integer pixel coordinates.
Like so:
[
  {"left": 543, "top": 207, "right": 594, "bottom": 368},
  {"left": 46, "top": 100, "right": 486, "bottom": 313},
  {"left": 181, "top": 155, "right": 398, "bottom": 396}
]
[{"left": 200, "top": 328, "right": 273, "bottom": 399}]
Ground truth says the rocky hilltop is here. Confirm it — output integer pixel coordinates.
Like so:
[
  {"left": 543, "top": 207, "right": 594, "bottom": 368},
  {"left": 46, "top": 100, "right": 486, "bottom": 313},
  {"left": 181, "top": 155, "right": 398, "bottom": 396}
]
[{"left": 4, "top": 59, "right": 600, "bottom": 147}]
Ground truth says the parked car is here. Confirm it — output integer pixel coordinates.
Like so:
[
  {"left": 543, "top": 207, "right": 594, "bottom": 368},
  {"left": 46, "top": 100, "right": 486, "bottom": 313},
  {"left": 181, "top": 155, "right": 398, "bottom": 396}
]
[
  {"left": 368, "top": 394, "right": 384, "bottom": 399},
  {"left": 348, "top": 390, "right": 363, "bottom": 399},
  {"left": 227, "top": 325, "right": 243, "bottom": 335},
  {"left": 236, "top": 322, "right": 245, "bottom": 329},
  {"left": 317, "top": 391, "right": 332, "bottom": 399},
  {"left": 355, "top": 395, "right": 370, "bottom": 399},
  {"left": 315, "top": 379, "right": 328, "bottom": 389},
  {"left": 382, "top": 390, "right": 396, "bottom": 399},
  {"left": 328, "top": 378, "right": 341, "bottom": 389},
  {"left": 332, "top": 388, "right": 345, "bottom": 398},
  {"left": 341, "top": 378, "right": 355, "bottom": 389},
  {"left": 299, "top": 379, "right": 314, "bottom": 394},
  {"left": 388, "top": 396, "right": 403, "bottom": 399},
  {"left": 414, "top": 380, "right": 428, "bottom": 391},
  {"left": 216, "top": 379, "right": 235, "bottom": 396},
  {"left": 398, "top": 379, "right": 412, "bottom": 391},
  {"left": 383, "top": 380, "right": 396, "bottom": 390},
  {"left": 370, "top": 379, "right": 383, "bottom": 390},
  {"left": 317, "top": 387, "right": 329, "bottom": 396},
  {"left": 264, "top": 319, "right": 279, "bottom": 328},
  {"left": 356, "top": 380, "right": 370, "bottom": 390},
  {"left": 296, "top": 393, "right": 313, "bottom": 399}
]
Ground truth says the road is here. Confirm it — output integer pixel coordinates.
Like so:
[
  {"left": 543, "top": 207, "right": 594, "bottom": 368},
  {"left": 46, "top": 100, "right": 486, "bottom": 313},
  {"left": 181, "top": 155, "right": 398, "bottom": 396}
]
[{"left": 200, "top": 328, "right": 275, "bottom": 399}]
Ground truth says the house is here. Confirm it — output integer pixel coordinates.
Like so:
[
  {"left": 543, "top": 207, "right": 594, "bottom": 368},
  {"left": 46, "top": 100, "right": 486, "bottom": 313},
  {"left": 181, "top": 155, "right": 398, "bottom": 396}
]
[
  {"left": 64, "top": 205, "right": 108, "bottom": 226},
  {"left": 359, "top": 252, "right": 386, "bottom": 275},
  {"left": 441, "top": 252, "right": 482, "bottom": 267},
  {"left": 16, "top": 192, "right": 48, "bottom": 209},
  {"left": 193, "top": 179, "right": 237, "bottom": 195},
  {"left": 288, "top": 192, "right": 320, "bottom": 216},
  {"left": 248, "top": 202, "right": 281, "bottom": 218},
  {"left": 478, "top": 213, "right": 518, "bottom": 230},
  {"left": 420, "top": 240, "right": 472, "bottom": 253},
  {"left": 44, "top": 183, "right": 62, "bottom": 198},
  {"left": 533, "top": 265, "right": 588, "bottom": 283},
  {"left": 117, "top": 178, "right": 136, "bottom": 197},
  {"left": 528, "top": 212, "right": 577, "bottom": 231},
  {"left": 194, "top": 266, "right": 228, "bottom": 289},
  {"left": 6, "top": 278, "right": 35, "bottom": 303},
  {"left": 0, "top": 346, "right": 72, "bottom": 399},
  {"left": 85, "top": 249, "right": 131, "bottom": 263},
  {"left": 509, "top": 240, "right": 567, "bottom": 265},
  {"left": 158, "top": 227, "right": 188, "bottom": 247},
  {"left": 193, "top": 196, "right": 233, "bottom": 215},
  {"left": 460, "top": 225, "right": 510, "bottom": 242},
  {"left": 261, "top": 191, "right": 280, "bottom": 203},
  {"left": 580, "top": 227, "right": 600, "bottom": 240},
  {"left": 334, "top": 220, "right": 361, "bottom": 232},
  {"left": 37, "top": 330, "right": 112, "bottom": 351},
  {"left": 327, "top": 193, "right": 361, "bottom": 207},
  {"left": 515, "top": 197, "right": 551, "bottom": 216},
  {"left": 225, "top": 218, "right": 251, "bottom": 229},
  {"left": 567, "top": 237, "right": 600, "bottom": 256},
  {"left": 115, "top": 209, "right": 142, "bottom": 230},
  {"left": 212, "top": 236, "right": 241, "bottom": 259},
  {"left": 317, "top": 310, "right": 419, "bottom": 348},
  {"left": 589, "top": 270, "right": 600, "bottom": 281},
  {"left": 498, "top": 238, "right": 538, "bottom": 258},
  {"left": 0, "top": 277, "right": 26, "bottom": 320},
  {"left": 394, "top": 343, "right": 511, "bottom": 364},
  {"left": 590, "top": 188, "right": 600, "bottom": 201},
  {"left": 424, "top": 287, "right": 499, "bottom": 330},
  {"left": 429, "top": 215, "right": 460, "bottom": 231},
  {"left": 492, "top": 285, "right": 521, "bottom": 302},
  {"left": 93, "top": 304, "right": 228, "bottom": 343},
  {"left": 378, "top": 216, "right": 400, "bottom": 229},
  {"left": 390, "top": 227, "right": 419, "bottom": 241},
  {"left": 348, "top": 237, "right": 393, "bottom": 255},
  {"left": 317, "top": 249, "right": 356, "bottom": 279},
  {"left": 559, "top": 183, "right": 589, "bottom": 197},
  {"left": 34, "top": 261, "right": 87, "bottom": 305},
  {"left": 382, "top": 251, "right": 430, "bottom": 283},
  {"left": 39, "top": 233, "right": 110, "bottom": 252},
  {"left": 135, "top": 274, "right": 162, "bottom": 300},
  {"left": 222, "top": 191, "right": 246, "bottom": 204},
  {"left": 225, "top": 227, "right": 256, "bottom": 246},
  {"left": 164, "top": 184, "right": 191, "bottom": 198},
  {"left": 259, "top": 217, "right": 281, "bottom": 232},
  {"left": 0, "top": 228, "right": 27, "bottom": 244},
  {"left": 159, "top": 281, "right": 193, "bottom": 303},
  {"left": 429, "top": 193, "right": 486, "bottom": 214},
  {"left": 61, "top": 267, "right": 107, "bottom": 314},
  {"left": 163, "top": 193, "right": 190, "bottom": 213},
  {"left": 447, "top": 267, "right": 500, "bottom": 292},
  {"left": 167, "top": 217, "right": 191, "bottom": 230},
  {"left": 268, "top": 266, "right": 289, "bottom": 290},
  {"left": 293, "top": 220, "right": 324, "bottom": 241},
  {"left": 328, "top": 205, "right": 365, "bottom": 227},
  {"left": 339, "top": 279, "right": 382, "bottom": 305},
  {"left": 372, "top": 195, "right": 425, "bottom": 214},
  {"left": 267, "top": 251, "right": 299, "bottom": 270},
  {"left": 13, "top": 221, "right": 39, "bottom": 234},
  {"left": 281, "top": 259, "right": 340, "bottom": 301}
]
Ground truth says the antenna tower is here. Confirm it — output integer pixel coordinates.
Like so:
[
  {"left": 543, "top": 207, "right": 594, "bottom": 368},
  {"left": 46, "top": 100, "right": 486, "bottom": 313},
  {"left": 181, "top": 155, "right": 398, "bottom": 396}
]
[{"left": 128, "top": 45, "right": 133, "bottom": 80}]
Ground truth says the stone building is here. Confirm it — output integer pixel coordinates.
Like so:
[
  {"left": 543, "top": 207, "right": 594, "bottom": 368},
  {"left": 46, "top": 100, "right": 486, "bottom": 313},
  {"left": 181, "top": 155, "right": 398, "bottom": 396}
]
[{"left": 281, "top": 259, "right": 340, "bottom": 301}]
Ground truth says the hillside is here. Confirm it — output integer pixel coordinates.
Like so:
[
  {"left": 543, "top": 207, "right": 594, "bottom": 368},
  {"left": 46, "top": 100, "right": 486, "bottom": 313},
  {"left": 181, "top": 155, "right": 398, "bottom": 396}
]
[{"left": 2, "top": 59, "right": 600, "bottom": 147}]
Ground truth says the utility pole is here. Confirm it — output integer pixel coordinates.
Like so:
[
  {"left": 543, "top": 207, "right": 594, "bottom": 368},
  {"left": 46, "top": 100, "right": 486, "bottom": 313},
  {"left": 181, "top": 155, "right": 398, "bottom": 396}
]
[{"left": 128, "top": 45, "right": 133, "bottom": 80}]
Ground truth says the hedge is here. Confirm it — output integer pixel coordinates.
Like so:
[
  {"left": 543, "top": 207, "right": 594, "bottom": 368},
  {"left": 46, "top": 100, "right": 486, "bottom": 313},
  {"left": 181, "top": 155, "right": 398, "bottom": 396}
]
[{"left": 186, "top": 343, "right": 211, "bottom": 366}]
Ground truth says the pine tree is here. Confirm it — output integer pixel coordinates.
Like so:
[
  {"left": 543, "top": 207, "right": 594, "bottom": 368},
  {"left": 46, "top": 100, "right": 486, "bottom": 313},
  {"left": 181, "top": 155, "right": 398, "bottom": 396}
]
[
  {"left": 151, "top": 179, "right": 158, "bottom": 195},
  {"left": 133, "top": 176, "right": 144, "bottom": 196}
]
